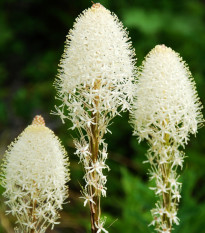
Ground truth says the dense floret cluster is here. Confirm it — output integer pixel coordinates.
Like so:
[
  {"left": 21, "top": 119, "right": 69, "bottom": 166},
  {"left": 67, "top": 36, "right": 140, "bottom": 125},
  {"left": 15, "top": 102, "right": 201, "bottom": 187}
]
[{"left": 1, "top": 116, "right": 70, "bottom": 233}]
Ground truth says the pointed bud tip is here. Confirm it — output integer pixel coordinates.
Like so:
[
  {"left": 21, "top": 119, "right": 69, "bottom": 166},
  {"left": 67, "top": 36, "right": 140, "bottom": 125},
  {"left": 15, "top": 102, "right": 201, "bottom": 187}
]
[
  {"left": 32, "top": 115, "right": 45, "bottom": 126},
  {"left": 92, "top": 2, "right": 101, "bottom": 7},
  {"left": 152, "top": 44, "right": 172, "bottom": 54},
  {"left": 91, "top": 2, "right": 104, "bottom": 10}
]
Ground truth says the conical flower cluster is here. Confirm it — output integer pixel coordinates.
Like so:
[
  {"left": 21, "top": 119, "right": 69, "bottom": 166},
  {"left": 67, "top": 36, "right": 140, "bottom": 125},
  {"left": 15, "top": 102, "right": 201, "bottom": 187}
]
[
  {"left": 54, "top": 3, "right": 136, "bottom": 232},
  {"left": 55, "top": 3, "right": 136, "bottom": 129},
  {"left": 1, "top": 116, "right": 70, "bottom": 233},
  {"left": 130, "top": 45, "right": 203, "bottom": 232}
]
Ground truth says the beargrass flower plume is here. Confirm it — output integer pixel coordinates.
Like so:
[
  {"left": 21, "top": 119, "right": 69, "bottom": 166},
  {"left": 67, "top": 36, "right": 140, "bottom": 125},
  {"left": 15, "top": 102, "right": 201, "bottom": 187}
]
[
  {"left": 53, "top": 3, "right": 136, "bottom": 233},
  {"left": 1, "top": 115, "right": 70, "bottom": 233},
  {"left": 130, "top": 45, "right": 203, "bottom": 233}
]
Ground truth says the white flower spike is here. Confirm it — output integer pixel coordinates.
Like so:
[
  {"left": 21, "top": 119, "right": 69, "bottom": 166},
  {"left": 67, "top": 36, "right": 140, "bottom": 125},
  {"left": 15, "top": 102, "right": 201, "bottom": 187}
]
[
  {"left": 130, "top": 45, "right": 203, "bottom": 232},
  {"left": 1, "top": 115, "right": 70, "bottom": 233},
  {"left": 54, "top": 3, "right": 136, "bottom": 129},
  {"left": 131, "top": 45, "right": 203, "bottom": 147},
  {"left": 54, "top": 3, "right": 136, "bottom": 232}
]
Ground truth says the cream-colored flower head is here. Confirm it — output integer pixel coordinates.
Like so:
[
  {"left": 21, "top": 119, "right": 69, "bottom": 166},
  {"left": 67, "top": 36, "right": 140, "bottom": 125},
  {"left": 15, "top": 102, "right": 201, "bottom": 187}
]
[
  {"left": 131, "top": 44, "right": 203, "bottom": 147},
  {"left": 130, "top": 45, "right": 203, "bottom": 232},
  {"left": 1, "top": 115, "right": 70, "bottom": 233},
  {"left": 53, "top": 4, "right": 136, "bottom": 232},
  {"left": 54, "top": 3, "right": 136, "bottom": 130}
]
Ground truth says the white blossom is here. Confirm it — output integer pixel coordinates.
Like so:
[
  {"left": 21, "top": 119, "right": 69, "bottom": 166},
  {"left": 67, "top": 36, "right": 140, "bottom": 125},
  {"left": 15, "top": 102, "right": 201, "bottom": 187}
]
[
  {"left": 148, "top": 216, "right": 161, "bottom": 227},
  {"left": 171, "top": 190, "right": 181, "bottom": 202},
  {"left": 95, "top": 218, "right": 108, "bottom": 233},
  {"left": 130, "top": 45, "right": 203, "bottom": 232},
  {"left": 157, "top": 224, "right": 171, "bottom": 233},
  {"left": 152, "top": 204, "right": 167, "bottom": 216},
  {"left": 1, "top": 115, "right": 70, "bottom": 233},
  {"left": 80, "top": 190, "right": 95, "bottom": 207},
  {"left": 54, "top": 3, "right": 136, "bottom": 232},
  {"left": 155, "top": 181, "right": 169, "bottom": 195},
  {"left": 167, "top": 211, "right": 179, "bottom": 225}
]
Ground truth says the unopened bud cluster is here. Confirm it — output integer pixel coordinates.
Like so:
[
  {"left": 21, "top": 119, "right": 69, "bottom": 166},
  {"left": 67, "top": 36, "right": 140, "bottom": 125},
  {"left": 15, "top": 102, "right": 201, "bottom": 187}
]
[
  {"left": 130, "top": 45, "right": 203, "bottom": 232},
  {"left": 1, "top": 116, "right": 70, "bottom": 233}
]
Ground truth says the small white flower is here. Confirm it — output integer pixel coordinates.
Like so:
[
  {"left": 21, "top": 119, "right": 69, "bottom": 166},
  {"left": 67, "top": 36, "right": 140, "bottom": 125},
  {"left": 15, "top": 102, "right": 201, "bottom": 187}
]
[
  {"left": 167, "top": 211, "right": 179, "bottom": 225},
  {"left": 159, "top": 156, "right": 169, "bottom": 164},
  {"left": 148, "top": 169, "right": 158, "bottom": 181},
  {"left": 156, "top": 183, "right": 169, "bottom": 195},
  {"left": 148, "top": 216, "right": 161, "bottom": 226},
  {"left": 158, "top": 224, "right": 171, "bottom": 233},
  {"left": 80, "top": 191, "right": 95, "bottom": 207},
  {"left": 153, "top": 206, "right": 167, "bottom": 216},
  {"left": 95, "top": 218, "right": 108, "bottom": 233},
  {"left": 150, "top": 180, "right": 169, "bottom": 195},
  {"left": 53, "top": 106, "right": 66, "bottom": 124},
  {"left": 100, "top": 145, "right": 108, "bottom": 160},
  {"left": 85, "top": 161, "right": 109, "bottom": 175},
  {"left": 168, "top": 174, "right": 181, "bottom": 188},
  {"left": 22, "top": 222, "right": 36, "bottom": 229},
  {"left": 74, "top": 141, "right": 91, "bottom": 162},
  {"left": 84, "top": 178, "right": 97, "bottom": 189},
  {"left": 143, "top": 151, "right": 156, "bottom": 165},
  {"left": 96, "top": 184, "right": 107, "bottom": 197},
  {"left": 171, "top": 152, "right": 184, "bottom": 169},
  {"left": 172, "top": 190, "right": 181, "bottom": 202}
]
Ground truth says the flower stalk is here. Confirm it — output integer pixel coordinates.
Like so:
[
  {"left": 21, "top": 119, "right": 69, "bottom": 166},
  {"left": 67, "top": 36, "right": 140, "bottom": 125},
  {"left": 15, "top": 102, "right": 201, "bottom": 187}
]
[{"left": 90, "top": 111, "right": 100, "bottom": 232}]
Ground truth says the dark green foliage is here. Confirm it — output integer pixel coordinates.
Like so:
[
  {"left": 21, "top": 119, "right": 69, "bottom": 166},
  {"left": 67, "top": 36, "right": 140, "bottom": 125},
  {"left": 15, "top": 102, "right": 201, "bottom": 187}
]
[{"left": 0, "top": 0, "right": 205, "bottom": 232}]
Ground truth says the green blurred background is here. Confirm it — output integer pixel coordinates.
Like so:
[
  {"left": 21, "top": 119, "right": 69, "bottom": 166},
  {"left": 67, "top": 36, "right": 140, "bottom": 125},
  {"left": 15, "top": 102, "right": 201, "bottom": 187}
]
[{"left": 0, "top": 0, "right": 205, "bottom": 232}]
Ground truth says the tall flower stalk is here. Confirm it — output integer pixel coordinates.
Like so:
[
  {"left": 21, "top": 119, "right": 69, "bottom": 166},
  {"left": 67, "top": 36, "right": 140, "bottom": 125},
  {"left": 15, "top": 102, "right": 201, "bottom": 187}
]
[
  {"left": 54, "top": 3, "right": 136, "bottom": 232},
  {"left": 130, "top": 45, "right": 203, "bottom": 233},
  {"left": 1, "top": 115, "right": 70, "bottom": 233}
]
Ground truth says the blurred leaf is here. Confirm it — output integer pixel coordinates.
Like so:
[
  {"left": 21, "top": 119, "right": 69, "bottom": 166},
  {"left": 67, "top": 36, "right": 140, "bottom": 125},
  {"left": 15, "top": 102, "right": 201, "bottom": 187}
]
[{"left": 122, "top": 8, "right": 163, "bottom": 35}]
